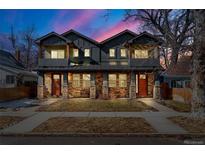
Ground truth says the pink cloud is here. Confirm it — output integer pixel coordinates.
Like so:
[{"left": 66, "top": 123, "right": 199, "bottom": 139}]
[
  {"left": 53, "top": 10, "right": 104, "bottom": 33},
  {"left": 94, "top": 20, "right": 142, "bottom": 42}
]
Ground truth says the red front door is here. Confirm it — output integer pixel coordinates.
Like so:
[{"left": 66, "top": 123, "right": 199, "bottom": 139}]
[
  {"left": 138, "top": 74, "right": 147, "bottom": 97},
  {"left": 52, "top": 74, "right": 61, "bottom": 96}
]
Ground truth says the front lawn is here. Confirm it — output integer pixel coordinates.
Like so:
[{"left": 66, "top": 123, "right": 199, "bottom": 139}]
[
  {"left": 158, "top": 100, "right": 191, "bottom": 112},
  {"left": 37, "top": 99, "right": 157, "bottom": 112},
  {"left": 32, "top": 117, "right": 156, "bottom": 133},
  {"left": 168, "top": 116, "right": 205, "bottom": 133},
  {"left": 0, "top": 116, "right": 25, "bottom": 129}
]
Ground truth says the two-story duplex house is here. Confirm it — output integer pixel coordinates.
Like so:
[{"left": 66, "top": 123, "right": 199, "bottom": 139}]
[{"left": 35, "top": 29, "right": 161, "bottom": 99}]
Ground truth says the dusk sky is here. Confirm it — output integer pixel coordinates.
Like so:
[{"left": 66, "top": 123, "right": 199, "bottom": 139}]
[{"left": 0, "top": 9, "right": 142, "bottom": 42}]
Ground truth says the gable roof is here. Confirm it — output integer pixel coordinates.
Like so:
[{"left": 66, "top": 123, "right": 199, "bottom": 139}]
[
  {"left": 0, "top": 49, "right": 25, "bottom": 70},
  {"left": 61, "top": 29, "right": 99, "bottom": 45},
  {"left": 163, "top": 56, "right": 192, "bottom": 77},
  {"left": 35, "top": 32, "right": 70, "bottom": 44},
  {"left": 127, "top": 31, "right": 162, "bottom": 44},
  {"left": 100, "top": 29, "right": 137, "bottom": 44}
]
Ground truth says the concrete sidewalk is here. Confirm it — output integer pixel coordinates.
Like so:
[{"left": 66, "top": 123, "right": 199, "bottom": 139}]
[{"left": 0, "top": 111, "right": 188, "bottom": 134}]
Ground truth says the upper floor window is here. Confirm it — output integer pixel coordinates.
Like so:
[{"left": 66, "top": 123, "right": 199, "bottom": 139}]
[
  {"left": 134, "top": 50, "right": 149, "bottom": 58},
  {"left": 120, "top": 49, "right": 127, "bottom": 58},
  {"left": 84, "top": 49, "right": 90, "bottom": 57},
  {"left": 109, "top": 49, "right": 115, "bottom": 58},
  {"left": 73, "top": 49, "right": 79, "bottom": 57},
  {"left": 108, "top": 74, "right": 117, "bottom": 87},
  {"left": 51, "top": 50, "right": 65, "bottom": 59}
]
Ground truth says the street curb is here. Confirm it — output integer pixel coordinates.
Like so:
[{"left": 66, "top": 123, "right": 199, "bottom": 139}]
[{"left": 1, "top": 132, "right": 205, "bottom": 138}]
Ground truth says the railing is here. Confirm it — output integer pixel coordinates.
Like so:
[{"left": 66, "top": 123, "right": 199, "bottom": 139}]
[{"left": 38, "top": 59, "right": 68, "bottom": 67}]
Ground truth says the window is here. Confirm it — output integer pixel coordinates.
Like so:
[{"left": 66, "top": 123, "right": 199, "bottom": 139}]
[
  {"left": 109, "top": 62, "right": 117, "bottom": 65},
  {"left": 73, "top": 49, "right": 79, "bottom": 57},
  {"left": 51, "top": 50, "right": 65, "bottom": 59},
  {"left": 108, "top": 74, "right": 117, "bottom": 87},
  {"left": 6, "top": 75, "right": 15, "bottom": 84},
  {"left": 134, "top": 50, "right": 149, "bottom": 58},
  {"left": 119, "top": 74, "right": 127, "bottom": 87},
  {"left": 72, "top": 74, "right": 80, "bottom": 87},
  {"left": 120, "top": 49, "right": 127, "bottom": 57},
  {"left": 109, "top": 49, "right": 115, "bottom": 58},
  {"left": 84, "top": 49, "right": 90, "bottom": 57},
  {"left": 171, "top": 80, "right": 183, "bottom": 88},
  {"left": 120, "top": 61, "right": 128, "bottom": 65},
  {"left": 139, "top": 74, "right": 146, "bottom": 79},
  {"left": 82, "top": 74, "right": 90, "bottom": 88}
]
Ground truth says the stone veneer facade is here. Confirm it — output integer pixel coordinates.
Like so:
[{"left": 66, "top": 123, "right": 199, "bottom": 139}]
[{"left": 40, "top": 72, "right": 155, "bottom": 99}]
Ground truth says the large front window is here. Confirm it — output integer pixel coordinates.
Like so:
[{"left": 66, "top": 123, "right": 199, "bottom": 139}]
[
  {"left": 108, "top": 74, "right": 117, "bottom": 87},
  {"left": 72, "top": 74, "right": 80, "bottom": 88},
  {"left": 134, "top": 50, "right": 149, "bottom": 58},
  {"left": 82, "top": 74, "right": 90, "bottom": 88},
  {"left": 51, "top": 50, "right": 65, "bottom": 59},
  {"left": 119, "top": 74, "right": 127, "bottom": 87}
]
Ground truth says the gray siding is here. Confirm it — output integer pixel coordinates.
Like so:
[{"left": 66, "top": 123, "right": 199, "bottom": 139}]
[{"left": 41, "top": 36, "right": 66, "bottom": 46}]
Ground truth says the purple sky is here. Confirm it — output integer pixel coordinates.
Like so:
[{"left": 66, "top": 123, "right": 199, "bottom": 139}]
[{"left": 0, "top": 9, "right": 142, "bottom": 42}]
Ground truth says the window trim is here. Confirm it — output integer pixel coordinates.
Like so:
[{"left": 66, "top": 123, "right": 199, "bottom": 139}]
[
  {"left": 84, "top": 48, "right": 90, "bottom": 57},
  {"left": 72, "top": 74, "right": 80, "bottom": 88},
  {"left": 51, "top": 50, "right": 65, "bottom": 59},
  {"left": 82, "top": 74, "right": 91, "bottom": 88},
  {"left": 120, "top": 48, "right": 127, "bottom": 58},
  {"left": 73, "top": 49, "right": 79, "bottom": 58},
  {"left": 134, "top": 49, "right": 149, "bottom": 59},
  {"left": 119, "top": 74, "right": 127, "bottom": 88},
  {"left": 108, "top": 74, "right": 117, "bottom": 87},
  {"left": 109, "top": 48, "right": 116, "bottom": 58}
]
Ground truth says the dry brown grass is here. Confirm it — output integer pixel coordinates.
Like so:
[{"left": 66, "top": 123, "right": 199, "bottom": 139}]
[
  {"left": 0, "top": 116, "right": 25, "bottom": 129},
  {"left": 32, "top": 117, "right": 156, "bottom": 133},
  {"left": 168, "top": 116, "right": 205, "bottom": 133},
  {"left": 159, "top": 100, "right": 191, "bottom": 112},
  {"left": 37, "top": 99, "right": 157, "bottom": 112}
]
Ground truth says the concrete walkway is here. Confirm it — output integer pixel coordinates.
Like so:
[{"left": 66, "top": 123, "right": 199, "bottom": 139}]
[{"left": 0, "top": 98, "right": 189, "bottom": 134}]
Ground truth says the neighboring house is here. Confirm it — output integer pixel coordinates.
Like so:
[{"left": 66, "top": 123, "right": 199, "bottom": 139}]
[
  {"left": 161, "top": 56, "right": 192, "bottom": 89},
  {"left": 0, "top": 49, "right": 37, "bottom": 88},
  {"left": 160, "top": 56, "right": 192, "bottom": 103},
  {"left": 35, "top": 29, "right": 162, "bottom": 99}
]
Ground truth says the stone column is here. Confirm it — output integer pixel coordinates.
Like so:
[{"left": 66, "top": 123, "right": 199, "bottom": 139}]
[
  {"left": 102, "top": 72, "right": 109, "bottom": 99},
  {"left": 129, "top": 72, "right": 136, "bottom": 99},
  {"left": 90, "top": 73, "right": 96, "bottom": 99},
  {"left": 62, "top": 73, "right": 68, "bottom": 99},
  {"left": 153, "top": 81, "right": 160, "bottom": 99},
  {"left": 37, "top": 72, "right": 44, "bottom": 99}
]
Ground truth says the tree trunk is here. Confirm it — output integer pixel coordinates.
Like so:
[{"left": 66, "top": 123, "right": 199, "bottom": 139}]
[
  {"left": 191, "top": 10, "right": 205, "bottom": 118},
  {"left": 169, "top": 46, "right": 179, "bottom": 67}
]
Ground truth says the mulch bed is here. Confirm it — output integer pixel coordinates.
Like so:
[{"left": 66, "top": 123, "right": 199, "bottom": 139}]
[
  {"left": 168, "top": 116, "right": 205, "bottom": 133},
  {"left": 0, "top": 116, "right": 25, "bottom": 129}
]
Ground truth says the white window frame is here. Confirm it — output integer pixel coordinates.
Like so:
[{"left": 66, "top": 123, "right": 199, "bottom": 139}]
[
  {"left": 109, "top": 48, "right": 115, "bottom": 58},
  {"left": 108, "top": 74, "right": 117, "bottom": 87},
  {"left": 119, "top": 74, "right": 127, "bottom": 88},
  {"left": 120, "top": 49, "right": 127, "bottom": 58},
  {"left": 72, "top": 74, "right": 80, "bottom": 88},
  {"left": 82, "top": 74, "right": 91, "bottom": 88},
  {"left": 73, "top": 49, "right": 79, "bottom": 57},
  {"left": 51, "top": 50, "right": 65, "bottom": 59},
  {"left": 134, "top": 50, "right": 149, "bottom": 58},
  {"left": 84, "top": 49, "right": 90, "bottom": 57}
]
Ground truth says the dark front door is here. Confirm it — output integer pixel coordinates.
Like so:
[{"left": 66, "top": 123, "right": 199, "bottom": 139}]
[
  {"left": 52, "top": 74, "right": 61, "bottom": 96},
  {"left": 138, "top": 74, "right": 148, "bottom": 97}
]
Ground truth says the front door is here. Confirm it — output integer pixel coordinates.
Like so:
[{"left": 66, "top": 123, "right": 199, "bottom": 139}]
[
  {"left": 138, "top": 74, "right": 147, "bottom": 97},
  {"left": 52, "top": 74, "right": 61, "bottom": 96}
]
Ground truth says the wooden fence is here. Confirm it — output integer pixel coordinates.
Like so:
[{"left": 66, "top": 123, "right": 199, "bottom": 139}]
[
  {"left": 0, "top": 85, "right": 37, "bottom": 102},
  {"left": 172, "top": 88, "right": 192, "bottom": 103}
]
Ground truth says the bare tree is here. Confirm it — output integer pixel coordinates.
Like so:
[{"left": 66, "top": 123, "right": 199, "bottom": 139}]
[
  {"left": 124, "top": 10, "right": 194, "bottom": 68},
  {"left": 21, "top": 25, "right": 37, "bottom": 70},
  {"left": 8, "top": 25, "right": 18, "bottom": 53},
  {"left": 191, "top": 10, "right": 205, "bottom": 118}
]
